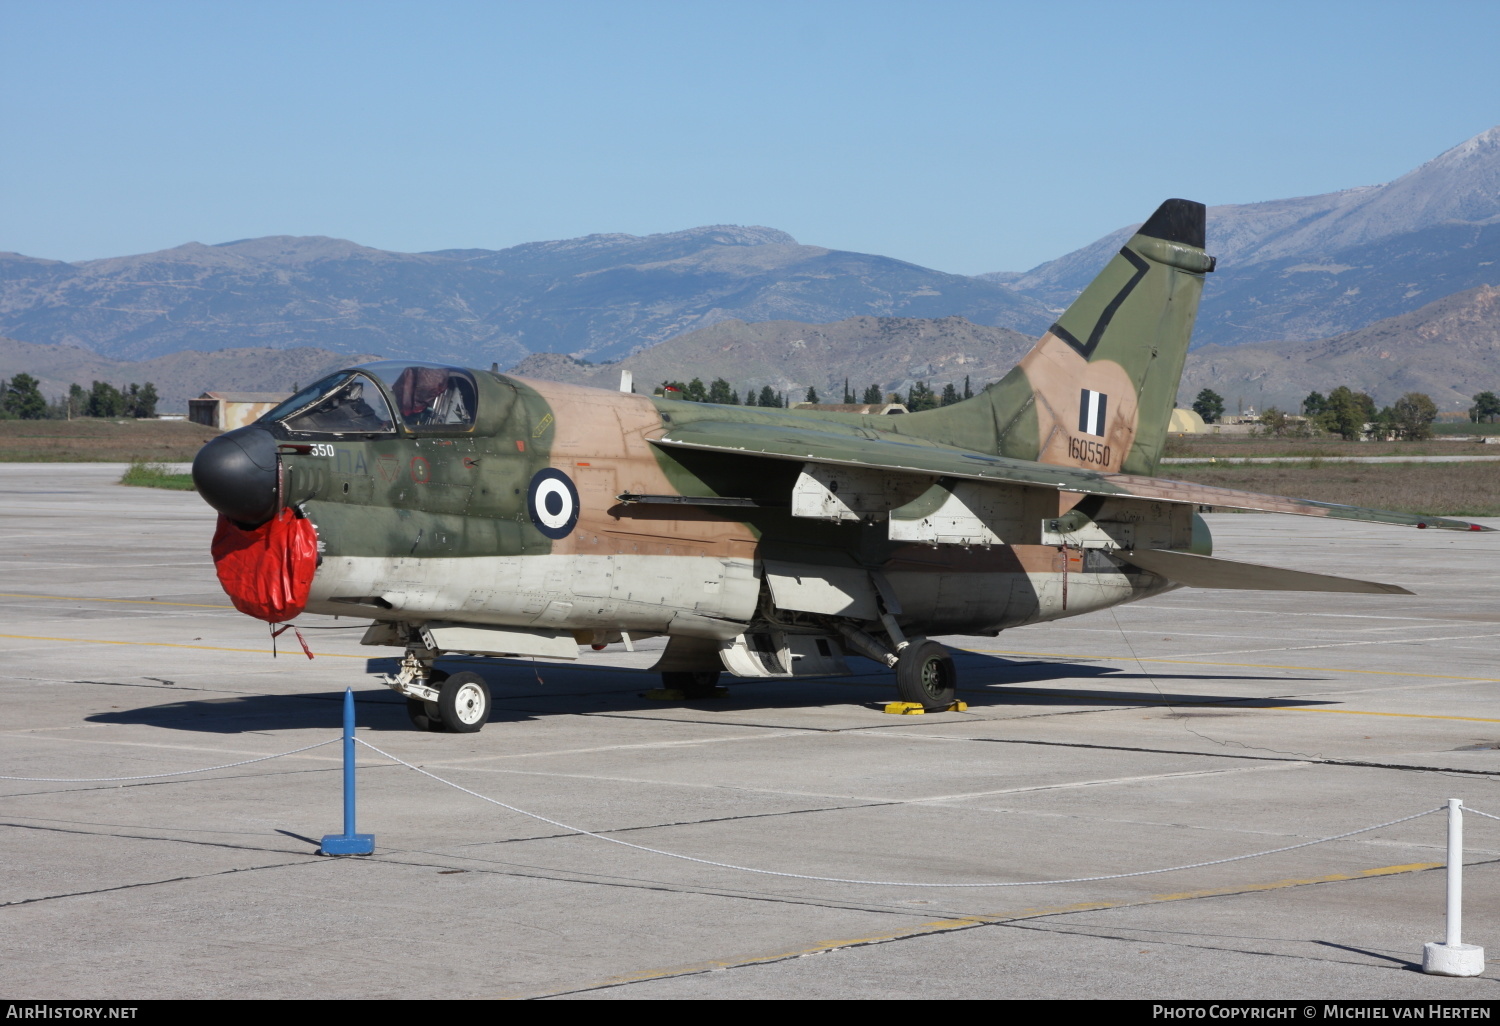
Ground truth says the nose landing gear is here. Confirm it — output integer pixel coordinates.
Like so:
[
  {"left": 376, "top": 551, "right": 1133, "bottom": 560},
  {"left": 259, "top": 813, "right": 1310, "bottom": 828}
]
[{"left": 386, "top": 648, "right": 492, "bottom": 733}]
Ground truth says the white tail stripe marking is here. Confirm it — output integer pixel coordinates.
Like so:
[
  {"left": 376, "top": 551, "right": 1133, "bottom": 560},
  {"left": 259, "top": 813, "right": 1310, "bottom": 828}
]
[{"left": 1079, "top": 388, "right": 1108, "bottom": 437}]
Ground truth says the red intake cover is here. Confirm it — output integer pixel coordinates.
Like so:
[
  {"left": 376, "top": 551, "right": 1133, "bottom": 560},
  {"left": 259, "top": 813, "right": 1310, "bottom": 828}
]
[{"left": 211, "top": 509, "right": 318, "bottom": 622}]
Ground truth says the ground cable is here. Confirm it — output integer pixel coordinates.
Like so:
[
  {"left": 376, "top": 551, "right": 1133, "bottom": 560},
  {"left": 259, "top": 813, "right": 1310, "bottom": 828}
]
[
  {"left": 356, "top": 737, "right": 1441, "bottom": 888},
  {"left": 0, "top": 737, "right": 339, "bottom": 782}
]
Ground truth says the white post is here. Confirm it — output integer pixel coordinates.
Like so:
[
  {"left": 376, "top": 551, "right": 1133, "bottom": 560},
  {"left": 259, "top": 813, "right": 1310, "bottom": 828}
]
[
  {"left": 1447, "top": 798, "right": 1463, "bottom": 948},
  {"left": 1423, "top": 798, "right": 1485, "bottom": 976}
]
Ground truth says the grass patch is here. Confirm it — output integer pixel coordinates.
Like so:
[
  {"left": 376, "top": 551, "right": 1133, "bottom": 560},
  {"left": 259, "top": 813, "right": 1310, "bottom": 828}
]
[
  {"left": 1165, "top": 461, "right": 1500, "bottom": 517},
  {"left": 1434, "top": 421, "right": 1500, "bottom": 436},
  {"left": 120, "top": 461, "right": 196, "bottom": 491},
  {"left": 0, "top": 418, "right": 219, "bottom": 462}
]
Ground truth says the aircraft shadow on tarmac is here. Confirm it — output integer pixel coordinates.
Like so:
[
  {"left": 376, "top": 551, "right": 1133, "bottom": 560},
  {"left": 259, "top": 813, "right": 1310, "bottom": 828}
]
[{"left": 83, "top": 650, "right": 1329, "bottom": 734}]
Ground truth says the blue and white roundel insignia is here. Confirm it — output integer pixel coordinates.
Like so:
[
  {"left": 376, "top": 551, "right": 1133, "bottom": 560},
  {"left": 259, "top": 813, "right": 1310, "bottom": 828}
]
[{"left": 527, "top": 468, "right": 580, "bottom": 539}]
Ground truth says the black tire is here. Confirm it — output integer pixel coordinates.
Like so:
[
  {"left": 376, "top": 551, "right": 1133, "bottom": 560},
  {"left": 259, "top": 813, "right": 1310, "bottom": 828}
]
[
  {"left": 662, "top": 669, "right": 722, "bottom": 699},
  {"left": 439, "top": 671, "right": 491, "bottom": 733},
  {"left": 895, "top": 640, "right": 955, "bottom": 711},
  {"left": 405, "top": 697, "right": 444, "bottom": 732}
]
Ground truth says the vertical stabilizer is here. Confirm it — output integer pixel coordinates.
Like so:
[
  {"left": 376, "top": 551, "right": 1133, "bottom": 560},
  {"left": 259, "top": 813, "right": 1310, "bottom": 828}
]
[{"left": 909, "top": 199, "right": 1214, "bottom": 476}]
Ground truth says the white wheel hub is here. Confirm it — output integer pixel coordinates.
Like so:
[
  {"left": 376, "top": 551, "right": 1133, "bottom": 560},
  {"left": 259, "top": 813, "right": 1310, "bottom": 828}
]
[{"left": 451, "top": 682, "right": 486, "bottom": 725}]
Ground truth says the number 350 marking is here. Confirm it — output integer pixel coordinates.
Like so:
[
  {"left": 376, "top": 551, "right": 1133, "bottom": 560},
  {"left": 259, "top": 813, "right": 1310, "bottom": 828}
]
[{"left": 309, "top": 443, "right": 336, "bottom": 457}]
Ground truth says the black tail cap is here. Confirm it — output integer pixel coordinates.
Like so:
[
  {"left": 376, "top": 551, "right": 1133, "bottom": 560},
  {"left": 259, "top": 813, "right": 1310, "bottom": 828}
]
[{"left": 1138, "top": 199, "right": 1205, "bottom": 249}]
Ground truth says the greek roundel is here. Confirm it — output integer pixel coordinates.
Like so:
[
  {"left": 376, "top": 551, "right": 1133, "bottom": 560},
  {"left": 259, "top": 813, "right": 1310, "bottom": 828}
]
[
  {"left": 526, "top": 468, "right": 580, "bottom": 539},
  {"left": 1078, "top": 388, "right": 1108, "bottom": 437}
]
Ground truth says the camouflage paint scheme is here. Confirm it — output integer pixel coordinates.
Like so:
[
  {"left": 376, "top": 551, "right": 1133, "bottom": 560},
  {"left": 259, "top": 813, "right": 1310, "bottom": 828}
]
[{"left": 253, "top": 200, "right": 1483, "bottom": 681}]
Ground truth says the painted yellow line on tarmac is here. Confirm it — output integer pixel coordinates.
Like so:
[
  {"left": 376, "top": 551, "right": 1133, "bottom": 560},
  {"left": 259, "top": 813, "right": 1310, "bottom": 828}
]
[
  {"left": 961, "top": 685, "right": 1500, "bottom": 724},
  {"left": 0, "top": 632, "right": 365, "bottom": 659},
  {"left": 1143, "top": 862, "right": 1440, "bottom": 904},
  {"left": 0, "top": 592, "right": 231, "bottom": 610},
  {"left": 502, "top": 859, "right": 1441, "bottom": 999},
  {"left": 1263, "top": 707, "right": 1500, "bottom": 724},
  {"left": 1150, "top": 657, "right": 1500, "bottom": 683}
]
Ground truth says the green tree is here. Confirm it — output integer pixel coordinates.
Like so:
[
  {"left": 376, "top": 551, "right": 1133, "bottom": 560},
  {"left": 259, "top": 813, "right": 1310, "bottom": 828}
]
[
  {"left": 2, "top": 373, "right": 47, "bottom": 420},
  {"left": 1191, "top": 388, "right": 1225, "bottom": 424},
  {"left": 121, "top": 382, "right": 158, "bottom": 418},
  {"left": 963, "top": 375, "right": 972, "bottom": 401},
  {"left": 1391, "top": 391, "right": 1438, "bottom": 441},
  {"left": 842, "top": 378, "right": 852, "bottom": 404},
  {"left": 682, "top": 378, "right": 707, "bottom": 403},
  {"left": 940, "top": 382, "right": 959, "bottom": 406},
  {"left": 744, "top": 389, "right": 757, "bottom": 407},
  {"left": 67, "top": 383, "right": 85, "bottom": 419},
  {"left": 1469, "top": 391, "right": 1500, "bottom": 424},
  {"left": 757, "top": 385, "right": 780, "bottom": 408},
  {"left": 86, "top": 381, "right": 126, "bottom": 417},
  {"left": 706, "top": 378, "right": 736, "bottom": 404},
  {"left": 1302, "top": 391, "right": 1327, "bottom": 418},
  {"left": 804, "top": 385, "right": 819, "bottom": 404},
  {"left": 861, "top": 384, "right": 882, "bottom": 405},
  {"left": 1321, "top": 386, "right": 1374, "bottom": 440},
  {"left": 1258, "top": 406, "right": 1289, "bottom": 437},
  {"left": 906, "top": 381, "right": 938, "bottom": 412},
  {"left": 132, "top": 382, "right": 159, "bottom": 418}
]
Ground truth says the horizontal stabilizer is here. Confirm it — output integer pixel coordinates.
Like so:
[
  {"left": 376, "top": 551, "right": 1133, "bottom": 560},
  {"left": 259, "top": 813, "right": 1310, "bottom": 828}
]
[{"left": 1118, "top": 548, "right": 1412, "bottom": 595}]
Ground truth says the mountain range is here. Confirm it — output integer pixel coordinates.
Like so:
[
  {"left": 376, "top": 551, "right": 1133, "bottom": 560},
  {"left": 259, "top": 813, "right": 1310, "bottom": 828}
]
[
  {"left": 516, "top": 285, "right": 1500, "bottom": 413},
  {"left": 9, "top": 284, "right": 1498, "bottom": 417},
  {"left": 1176, "top": 284, "right": 1500, "bottom": 412},
  {"left": 987, "top": 126, "right": 1500, "bottom": 346},
  {"left": 509, "top": 316, "right": 1036, "bottom": 399},
  {"left": 0, "top": 227, "right": 1051, "bottom": 368}
]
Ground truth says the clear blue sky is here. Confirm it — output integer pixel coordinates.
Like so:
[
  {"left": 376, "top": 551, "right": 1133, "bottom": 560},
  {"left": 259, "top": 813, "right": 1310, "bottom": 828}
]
[{"left": 3, "top": 0, "right": 1498, "bottom": 273}]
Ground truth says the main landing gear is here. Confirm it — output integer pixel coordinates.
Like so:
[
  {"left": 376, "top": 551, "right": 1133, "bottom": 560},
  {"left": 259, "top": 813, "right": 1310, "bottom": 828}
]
[
  {"left": 388, "top": 649, "right": 492, "bottom": 733},
  {"left": 894, "top": 639, "right": 956, "bottom": 711},
  {"left": 836, "top": 622, "right": 961, "bottom": 713}
]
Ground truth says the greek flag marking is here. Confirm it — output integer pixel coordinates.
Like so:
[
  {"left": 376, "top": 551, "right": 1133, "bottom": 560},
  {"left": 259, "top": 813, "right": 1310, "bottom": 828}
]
[{"left": 1079, "top": 389, "right": 1108, "bottom": 437}]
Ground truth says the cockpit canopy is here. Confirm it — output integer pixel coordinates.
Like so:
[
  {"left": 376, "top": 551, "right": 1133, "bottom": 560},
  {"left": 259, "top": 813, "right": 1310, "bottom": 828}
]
[
  {"left": 260, "top": 362, "right": 478, "bottom": 437},
  {"left": 365, "top": 362, "right": 477, "bottom": 429}
]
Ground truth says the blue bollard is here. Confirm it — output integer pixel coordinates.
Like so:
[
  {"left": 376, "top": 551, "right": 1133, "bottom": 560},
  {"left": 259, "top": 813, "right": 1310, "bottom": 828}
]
[{"left": 320, "top": 687, "right": 375, "bottom": 856}]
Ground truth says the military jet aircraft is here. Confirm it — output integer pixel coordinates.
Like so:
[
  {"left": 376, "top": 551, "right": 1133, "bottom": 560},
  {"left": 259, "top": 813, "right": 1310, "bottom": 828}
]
[{"left": 192, "top": 199, "right": 1488, "bottom": 733}]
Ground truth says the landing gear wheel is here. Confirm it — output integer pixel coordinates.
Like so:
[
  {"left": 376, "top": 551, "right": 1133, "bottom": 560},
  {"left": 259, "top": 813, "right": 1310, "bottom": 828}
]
[
  {"left": 405, "top": 697, "right": 444, "bottom": 732},
  {"left": 402, "top": 668, "right": 448, "bottom": 731},
  {"left": 439, "top": 671, "right": 491, "bottom": 733},
  {"left": 662, "top": 670, "right": 723, "bottom": 699},
  {"left": 895, "top": 640, "right": 955, "bottom": 711}
]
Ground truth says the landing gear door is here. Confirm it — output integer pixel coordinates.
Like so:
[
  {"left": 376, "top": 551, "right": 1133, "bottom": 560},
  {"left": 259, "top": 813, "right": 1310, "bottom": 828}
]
[
  {"left": 719, "top": 632, "right": 851, "bottom": 678},
  {"left": 761, "top": 560, "right": 880, "bottom": 619}
]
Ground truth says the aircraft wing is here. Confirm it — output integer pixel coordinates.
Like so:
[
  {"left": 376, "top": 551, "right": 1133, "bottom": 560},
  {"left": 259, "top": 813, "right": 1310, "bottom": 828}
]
[{"left": 653, "top": 420, "right": 1491, "bottom": 532}]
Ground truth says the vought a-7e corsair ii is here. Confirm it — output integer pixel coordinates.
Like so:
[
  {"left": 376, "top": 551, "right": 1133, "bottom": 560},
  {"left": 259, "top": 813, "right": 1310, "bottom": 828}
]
[{"left": 192, "top": 200, "right": 1488, "bottom": 733}]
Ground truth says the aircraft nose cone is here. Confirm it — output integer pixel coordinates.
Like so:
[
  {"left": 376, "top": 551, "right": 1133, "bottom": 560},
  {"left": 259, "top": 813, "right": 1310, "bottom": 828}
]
[{"left": 192, "top": 426, "right": 280, "bottom": 525}]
